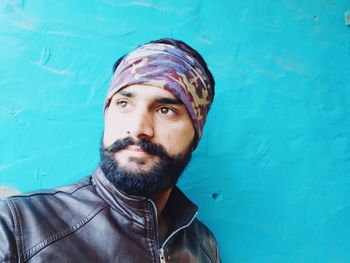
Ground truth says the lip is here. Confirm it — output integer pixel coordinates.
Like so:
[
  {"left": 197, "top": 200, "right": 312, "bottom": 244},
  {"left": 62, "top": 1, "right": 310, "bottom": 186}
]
[
  {"left": 127, "top": 145, "right": 145, "bottom": 152},
  {"left": 121, "top": 146, "right": 151, "bottom": 157}
]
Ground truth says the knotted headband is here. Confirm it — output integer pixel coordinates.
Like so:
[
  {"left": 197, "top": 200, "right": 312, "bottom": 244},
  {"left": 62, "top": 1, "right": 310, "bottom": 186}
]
[{"left": 105, "top": 42, "right": 213, "bottom": 145}]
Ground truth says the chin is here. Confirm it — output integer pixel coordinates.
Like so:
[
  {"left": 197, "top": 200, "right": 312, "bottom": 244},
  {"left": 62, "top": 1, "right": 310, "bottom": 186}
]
[
  {"left": 119, "top": 158, "right": 158, "bottom": 172},
  {"left": 118, "top": 165, "right": 148, "bottom": 174}
]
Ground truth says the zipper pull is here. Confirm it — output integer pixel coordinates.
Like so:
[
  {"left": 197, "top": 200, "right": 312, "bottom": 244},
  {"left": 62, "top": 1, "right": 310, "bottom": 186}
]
[{"left": 159, "top": 248, "right": 166, "bottom": 263}]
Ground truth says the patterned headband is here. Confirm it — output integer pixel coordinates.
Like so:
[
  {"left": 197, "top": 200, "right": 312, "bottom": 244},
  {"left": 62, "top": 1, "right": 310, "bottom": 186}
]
[{"left": 105, "top": 42, "right": 213, "bottom": 145}]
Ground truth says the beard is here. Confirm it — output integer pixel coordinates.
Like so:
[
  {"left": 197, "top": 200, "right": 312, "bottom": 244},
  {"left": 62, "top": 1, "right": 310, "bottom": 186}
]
[{"left": 99, "top": 136, "right": 192, "bottom": 198}]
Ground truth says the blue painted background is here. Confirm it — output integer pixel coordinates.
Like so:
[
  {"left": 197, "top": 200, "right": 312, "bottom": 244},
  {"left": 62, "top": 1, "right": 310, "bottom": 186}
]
[{"left": 1, "top": 1, "right": 350, "bottom": 262}]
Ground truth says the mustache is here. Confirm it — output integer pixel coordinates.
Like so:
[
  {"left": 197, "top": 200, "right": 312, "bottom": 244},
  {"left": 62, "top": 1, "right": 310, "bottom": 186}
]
[{"left": 104, "top": 137, "right": 171, "bottom": 160}]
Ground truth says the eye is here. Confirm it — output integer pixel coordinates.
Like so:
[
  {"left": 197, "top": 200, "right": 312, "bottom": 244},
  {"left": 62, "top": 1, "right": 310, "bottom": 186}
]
[
  {"left": 157, "top": 106, "right": 177, "bottom": 117},
  {"left": 159, "top": 107, "right": 171, "bottom": 114},
  {"left": 116, "top": 99, "right": 132, "bottom": 112},
  {"left": 117, "top": 100, "right": 128, "bottom": 108}
]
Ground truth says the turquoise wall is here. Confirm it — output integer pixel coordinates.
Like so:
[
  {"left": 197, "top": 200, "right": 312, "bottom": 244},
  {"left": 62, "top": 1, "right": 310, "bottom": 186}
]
[{"left": 1, "top": 1, "right": 350, "bottom": 262}]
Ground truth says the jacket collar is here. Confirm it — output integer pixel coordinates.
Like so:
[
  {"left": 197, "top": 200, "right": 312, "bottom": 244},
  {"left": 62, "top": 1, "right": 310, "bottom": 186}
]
[{"left": 91, "top": 166, "right": 198, "bottom": 229}]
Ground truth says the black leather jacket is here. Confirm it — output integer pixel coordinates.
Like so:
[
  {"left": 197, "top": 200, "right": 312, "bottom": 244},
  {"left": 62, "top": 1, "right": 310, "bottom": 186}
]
[{"left": 0, "top": 167, "right": 220, "bottom": 263}]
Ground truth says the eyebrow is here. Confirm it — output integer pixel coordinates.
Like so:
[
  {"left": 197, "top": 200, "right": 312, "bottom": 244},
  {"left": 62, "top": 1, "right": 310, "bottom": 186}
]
[
  {"left": 118, "top": 90, "right": 134, "bottom": 98},
  {"left": 117, "top": 90, "right": 183, "bottom": 105},
  {"left": 155, "top": 97, "right": 183, "bottom": 105}
]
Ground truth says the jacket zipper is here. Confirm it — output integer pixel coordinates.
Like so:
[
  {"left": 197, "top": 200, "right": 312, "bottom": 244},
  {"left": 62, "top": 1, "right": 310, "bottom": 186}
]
[
  {"left": 159, "top": 247, "right": 166, "bottom": 263},
  {"left": 149, "top": 199, "right": 198, "bottom": 263},
  {"left": 158, "top": 211, "right": 198, "bottom": 262},
  {"left": 148, "top": 199, "right": 162, "bottom": 263}
]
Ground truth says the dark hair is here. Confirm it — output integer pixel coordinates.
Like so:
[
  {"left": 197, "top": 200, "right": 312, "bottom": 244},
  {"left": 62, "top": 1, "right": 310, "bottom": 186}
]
[{"left": 112, "top": 38, "right": 215, "bottom": 102}]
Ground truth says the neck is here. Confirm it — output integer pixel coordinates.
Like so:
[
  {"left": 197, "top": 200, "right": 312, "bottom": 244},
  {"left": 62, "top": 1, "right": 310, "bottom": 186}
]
[
  {"left": 151, "top": 188, "right": 172, "bottom": 218},
  {"left": 151, "top": 188, "right": 172, "bottom": 239}
]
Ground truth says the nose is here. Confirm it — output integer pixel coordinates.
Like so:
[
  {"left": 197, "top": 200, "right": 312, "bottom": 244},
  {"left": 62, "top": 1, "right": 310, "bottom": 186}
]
[{"left": 127, "top": 109, "right": 154, "bottom": 140}]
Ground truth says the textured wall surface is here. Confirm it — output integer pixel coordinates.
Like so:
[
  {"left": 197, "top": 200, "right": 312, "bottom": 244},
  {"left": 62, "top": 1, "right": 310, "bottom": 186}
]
[{"left": 1, "top": 0, "right": 350, "bottom": 262}]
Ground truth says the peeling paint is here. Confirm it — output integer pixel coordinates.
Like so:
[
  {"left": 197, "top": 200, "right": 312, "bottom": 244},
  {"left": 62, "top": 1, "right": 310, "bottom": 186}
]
[
  {"left": 4, "top": 0, "right": 38, "bottom": 31},
  {"left": 30, "top": 61, "right": 73, "bottom": 75},
  {"left": 0, "top": 105, "right": 25, "bottom": 126},
  {"left": 0, "top": 158, "right": 30, "bottom": 170},
  {"left": 5, "top": 0, "right": 25, "bottom": 13},
  {"left": 106, "top": 1, "right": 179, "bottom": 13},
  {"left": 39, "top": 48, "right": 51, "bottom": 65}
]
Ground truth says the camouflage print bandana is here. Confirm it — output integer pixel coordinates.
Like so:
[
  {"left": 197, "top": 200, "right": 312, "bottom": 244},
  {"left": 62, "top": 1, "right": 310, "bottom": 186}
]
[{"left": 105, "top": 42, "right": 213, "bottom": 145}]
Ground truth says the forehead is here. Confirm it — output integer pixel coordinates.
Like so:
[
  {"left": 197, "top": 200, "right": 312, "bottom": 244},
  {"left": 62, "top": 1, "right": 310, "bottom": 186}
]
[{"left": 114, "top": 84, "right": 179, "bottom": 100}]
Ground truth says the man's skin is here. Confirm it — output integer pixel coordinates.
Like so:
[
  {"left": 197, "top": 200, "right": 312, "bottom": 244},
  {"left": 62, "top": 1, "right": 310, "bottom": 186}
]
[{"left": 103, "top": 84, "right": 195, "bottom": 238}]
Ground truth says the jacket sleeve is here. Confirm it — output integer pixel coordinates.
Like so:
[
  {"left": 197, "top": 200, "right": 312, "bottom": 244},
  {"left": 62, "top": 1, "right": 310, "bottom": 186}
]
[
  {"left": 209, "top": 232, "right": 221, "bottom": 263},
  {"left": 193, "top": 219, "right": 221, "bottom": 263},
  {"left": 213, "top": 239, "right": 221, "bottom": 263},
  {"left": 0, "top": 199, "right": 18, "bottom": 263}
]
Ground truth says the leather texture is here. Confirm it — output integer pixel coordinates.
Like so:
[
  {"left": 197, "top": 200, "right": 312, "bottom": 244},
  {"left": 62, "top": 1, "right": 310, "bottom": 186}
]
[{"left": 0, "top": 167, "right": 220, "bottom": 263}]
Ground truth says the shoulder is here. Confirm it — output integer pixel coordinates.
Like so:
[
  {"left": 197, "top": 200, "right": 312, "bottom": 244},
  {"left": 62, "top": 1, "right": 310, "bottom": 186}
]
[
  {"left": 0, "top": 176, "right": 94, "bottom": 215},
  {"left": 0, "top": 199, "right": 18, "bottom": 262},
  {"left": 3, "top": 176, "right": 108, "bottom": 224},
  {"left": 4, "top": 176, "right": 96, "bottom": 209},
  {"left": 189, "top": 218, "right": 219, "bottom": 248},
  {"left": 187, "top": 219, "right": 221, "bottom": 262},
  {"left": 7, "top": 176, "right": 93, "bottom": 199},
  {"left": 0, "top": 176, "right": 108, "bottom": 261}
]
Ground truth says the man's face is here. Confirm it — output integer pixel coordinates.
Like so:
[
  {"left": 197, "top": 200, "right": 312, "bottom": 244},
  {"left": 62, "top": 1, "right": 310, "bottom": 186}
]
[{"left": 101, "top": 84, "right": 195, "bottom": 197}]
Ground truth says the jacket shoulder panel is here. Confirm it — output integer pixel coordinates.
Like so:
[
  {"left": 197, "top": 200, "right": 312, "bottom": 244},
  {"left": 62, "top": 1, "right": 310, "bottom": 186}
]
[
  {"left": 9, "top": 176, "right": 92, "bottom": 198},
  {"left": 2, "top": 176, "right": 109, "bottom": 261},
  {"left": 0, "top": 200, "right": 18, "bottom": 263},
  {"left": 187, "top": 219, "right": 221, "bottom": 263}
]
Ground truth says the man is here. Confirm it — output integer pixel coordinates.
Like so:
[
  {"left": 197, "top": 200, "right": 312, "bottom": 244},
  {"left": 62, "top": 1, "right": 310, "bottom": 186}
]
[{"left": 0, "top": 38, "right": 220, "bottom": 262}]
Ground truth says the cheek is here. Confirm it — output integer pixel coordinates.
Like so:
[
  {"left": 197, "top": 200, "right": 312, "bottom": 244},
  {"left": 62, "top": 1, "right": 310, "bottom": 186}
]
[
  {"left": 158, "top": 122, "right": 195, "bottom": 156},
  {"left": 103, "top": 112, "right": 126, "bottom": 147}
]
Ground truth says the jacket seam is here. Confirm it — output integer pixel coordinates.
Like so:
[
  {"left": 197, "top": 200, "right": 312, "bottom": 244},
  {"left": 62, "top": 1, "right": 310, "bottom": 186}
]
[
  {"left": 145, "top": 202, "right": 157, "bottom": 263},
  {"left": 5, "top": 199, "right": 23, "bottom": 261},
  {"left": 0, "top": 259, "right": 17, "bottom": 263},
  {"left": 192, "top": 224, "right": 216, "bottom": 263},
  {"left": 1, "top": 200, "right": 19, "bottom": 263},
  {"left": 10, "top": 180, "right": 91, "bottom": 199},
  {"left": 23, "top": 203, "right": 108, "bottom": 261},
  {"left": 197, "top": 241, "right": 216, "bottom": 263}
]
